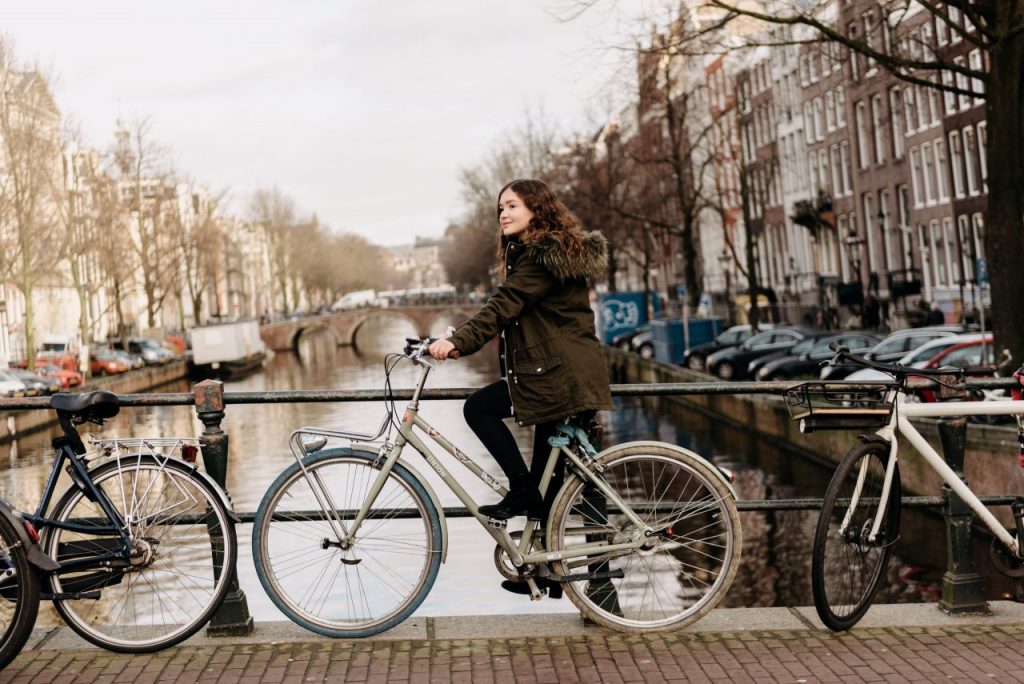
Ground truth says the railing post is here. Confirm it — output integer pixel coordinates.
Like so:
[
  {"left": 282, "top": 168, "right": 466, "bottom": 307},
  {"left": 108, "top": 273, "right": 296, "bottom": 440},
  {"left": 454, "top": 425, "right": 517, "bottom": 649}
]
[
  {"left": 937, "top": 416, "right": 989, "bottom": 614},
  {"left": 195, "top": 379, "right": 255, "bottom": 636}
]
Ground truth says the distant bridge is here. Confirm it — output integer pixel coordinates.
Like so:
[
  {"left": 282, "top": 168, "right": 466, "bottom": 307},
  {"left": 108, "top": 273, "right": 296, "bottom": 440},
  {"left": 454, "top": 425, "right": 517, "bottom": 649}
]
[{"left": 259, "top": 305, "right": 480, "bottom": 351}]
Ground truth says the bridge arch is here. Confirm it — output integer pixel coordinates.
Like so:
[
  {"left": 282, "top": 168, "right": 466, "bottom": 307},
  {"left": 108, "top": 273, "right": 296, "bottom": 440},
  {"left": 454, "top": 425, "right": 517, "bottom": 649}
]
[{"left": 288, "top": 322, "right": 342, "bottom": 351}]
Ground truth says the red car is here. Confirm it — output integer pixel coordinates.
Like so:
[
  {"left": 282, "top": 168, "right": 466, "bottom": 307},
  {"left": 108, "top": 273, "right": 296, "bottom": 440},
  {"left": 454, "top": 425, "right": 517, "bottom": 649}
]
[
  {"left": 918, "top": 337, "right": 995, "bottom": 402},
  {"left": 35, "top": 364, "right": 84, "bottom": 389}
]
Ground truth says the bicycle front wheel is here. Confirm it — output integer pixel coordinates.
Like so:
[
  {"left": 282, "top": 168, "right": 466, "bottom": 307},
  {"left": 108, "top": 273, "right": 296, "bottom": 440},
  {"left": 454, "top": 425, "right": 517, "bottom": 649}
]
[
  {"left": 547, "top": 443, "right": 742, "bottom": 632},
  {"left": 252, "top": 448, "right": 442, "bottom": 638},
  {"left": 0, "top": 512, "right": 40, "bottom": 670},
  {"left": 812, "top": 439, "right": 901, "bottom": 631},
  {"left": 44, "top": 456, "right": 236, "bottom": 652}
]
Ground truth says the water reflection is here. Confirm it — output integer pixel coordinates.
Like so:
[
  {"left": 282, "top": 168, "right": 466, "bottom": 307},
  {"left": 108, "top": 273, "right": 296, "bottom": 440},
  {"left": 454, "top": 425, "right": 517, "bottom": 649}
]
[{"left": 0, "top": 318, "right": 1011, "bottom": 623}]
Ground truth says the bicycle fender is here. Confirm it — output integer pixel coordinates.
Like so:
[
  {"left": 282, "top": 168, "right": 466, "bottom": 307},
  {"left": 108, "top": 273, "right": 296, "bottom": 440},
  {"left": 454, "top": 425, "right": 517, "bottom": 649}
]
[
  {"left": 86, "top": 455, "right": 242, "bottom": 525},
  {"left": 857, "top": 434, "right": 891, "bottom": 449},
  {"left": 348, "top": 444, "right": 449, "bottom": 564},
  {"left": 595, "top": 440, "right": 739, "bottom": 500},
  {"left": 0, "top": 498, "right": 59, "bottom": 572}
]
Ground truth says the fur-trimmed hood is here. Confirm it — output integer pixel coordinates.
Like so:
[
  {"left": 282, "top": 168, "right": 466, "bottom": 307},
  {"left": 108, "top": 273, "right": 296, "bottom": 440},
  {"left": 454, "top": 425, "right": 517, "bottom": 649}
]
[{"left": 522, "top": 230, "right": 608, "bottom": 282}]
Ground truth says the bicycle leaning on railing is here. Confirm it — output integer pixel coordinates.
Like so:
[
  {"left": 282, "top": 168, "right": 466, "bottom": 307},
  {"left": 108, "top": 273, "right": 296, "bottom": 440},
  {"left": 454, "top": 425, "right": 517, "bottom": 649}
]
[
  {"left": 0, "top": 391, "right": 238, "bottom": 667},
  {"left": 252, "top": 336, "right": 742, "bottom": 637},
  {"left": 786, "top": 343, "right": 1024, "bottom": 632}
]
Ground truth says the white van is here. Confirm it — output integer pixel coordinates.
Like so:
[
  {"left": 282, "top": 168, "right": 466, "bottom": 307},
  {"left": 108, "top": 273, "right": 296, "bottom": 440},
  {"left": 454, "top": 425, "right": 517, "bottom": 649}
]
[{"left": 331, "top": 290, "right": 377, "bottom": 311}]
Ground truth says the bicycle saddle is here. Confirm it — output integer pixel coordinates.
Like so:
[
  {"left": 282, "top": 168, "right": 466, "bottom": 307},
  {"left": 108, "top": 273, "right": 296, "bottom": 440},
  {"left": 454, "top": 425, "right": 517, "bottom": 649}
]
[{"left": 50, "top": 391, "right": 120, "bottom": 419}]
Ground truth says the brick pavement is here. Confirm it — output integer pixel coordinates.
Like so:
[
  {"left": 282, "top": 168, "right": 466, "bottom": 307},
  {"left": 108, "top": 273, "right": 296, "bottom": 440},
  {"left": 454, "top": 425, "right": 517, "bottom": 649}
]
[{"left": 4, "top": 623, "right": 1024, "bottom": 683}]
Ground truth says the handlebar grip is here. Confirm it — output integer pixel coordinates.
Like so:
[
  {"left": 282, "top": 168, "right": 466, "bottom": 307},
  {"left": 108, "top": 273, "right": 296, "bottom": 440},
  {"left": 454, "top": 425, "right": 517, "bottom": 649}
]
[{"left": 829, "top": 342, "right": 850, "bottom": 354}]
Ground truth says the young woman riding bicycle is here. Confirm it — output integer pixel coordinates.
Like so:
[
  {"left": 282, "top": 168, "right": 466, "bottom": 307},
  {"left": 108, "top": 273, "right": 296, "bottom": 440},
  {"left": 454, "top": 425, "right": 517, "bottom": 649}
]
[{"left": 427, "top": 178, "right": 613, "bottom": 525}]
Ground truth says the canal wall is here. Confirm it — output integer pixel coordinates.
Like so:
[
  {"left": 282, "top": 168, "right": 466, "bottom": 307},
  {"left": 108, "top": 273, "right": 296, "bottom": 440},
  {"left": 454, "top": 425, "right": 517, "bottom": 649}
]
[
  {"left": 0, "top": 360, "right": 188, "bottom": 444},
  {"left": 606, "top": 348, "right": 1024, "bottom": 507}
]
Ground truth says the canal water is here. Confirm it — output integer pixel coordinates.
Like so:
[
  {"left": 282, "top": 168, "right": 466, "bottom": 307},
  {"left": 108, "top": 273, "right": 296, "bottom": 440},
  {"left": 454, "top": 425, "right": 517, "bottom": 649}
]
[{"left": 0, "top": 316, "right": 1012, "bottom": 625}]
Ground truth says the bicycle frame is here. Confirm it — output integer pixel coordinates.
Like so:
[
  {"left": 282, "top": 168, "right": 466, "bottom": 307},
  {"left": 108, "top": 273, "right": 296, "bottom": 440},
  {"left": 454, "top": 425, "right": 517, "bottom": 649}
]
[
  {"left": 288, "top": 357, "right": 652, "bottom": 573},
  {"left": 22, "top": 440, "right": 135, "bottom": 575},
  {"left": 848, "top": 392, "right": 1024, "bottom": 556}
]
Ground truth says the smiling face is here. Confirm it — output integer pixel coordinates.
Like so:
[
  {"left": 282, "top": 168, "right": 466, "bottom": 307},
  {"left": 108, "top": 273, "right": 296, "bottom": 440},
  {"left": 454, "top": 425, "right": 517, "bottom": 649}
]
[{"left": 497, "top": 188, "right": 534, "bottom": 238}]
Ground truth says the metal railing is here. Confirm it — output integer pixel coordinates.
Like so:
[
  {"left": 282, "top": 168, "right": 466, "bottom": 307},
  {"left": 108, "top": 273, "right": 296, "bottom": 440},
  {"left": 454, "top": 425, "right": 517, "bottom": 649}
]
[{"left": 0, "top": 374, "right": 1020, "bottom": 632}]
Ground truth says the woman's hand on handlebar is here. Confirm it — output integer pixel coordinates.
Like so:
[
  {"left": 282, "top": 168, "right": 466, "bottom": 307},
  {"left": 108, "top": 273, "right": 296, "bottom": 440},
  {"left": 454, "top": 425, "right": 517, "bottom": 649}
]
[{"left": 427, "top": 338, "right": 459, "bottom": 361}]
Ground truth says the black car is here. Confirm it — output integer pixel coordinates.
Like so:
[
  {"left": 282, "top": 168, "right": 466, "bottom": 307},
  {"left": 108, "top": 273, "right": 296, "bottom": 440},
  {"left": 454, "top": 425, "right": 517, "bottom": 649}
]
[
  {"left": 755, "top": 332, "right": 880, "bottom": 381},
  {"left": 681, "top": 324, "right": 773, "bottom": 371},
  {"left": 610, "top": 324, "right": 650, "bottom": 352},
  {"left": 705, "top": 328, "right": 812, "bottom": 380}
]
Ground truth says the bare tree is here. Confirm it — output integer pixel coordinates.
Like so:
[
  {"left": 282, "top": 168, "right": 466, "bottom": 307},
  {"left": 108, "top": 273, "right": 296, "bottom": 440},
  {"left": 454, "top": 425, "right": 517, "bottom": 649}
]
[
  {"left": 702, "top": 0, "right": 1024, "bottom": 364},
  {"left": 249, "top": 187, "right": 298, "bottom": 314},
  {"left": 111, "top": 118, "right": 180, "bottom": 329},
  {"left": 174, "top": 185, "right": 226, "bottom": 325},
  {"left": 0, "top": 41, "right": 63, "bottom": 366}
]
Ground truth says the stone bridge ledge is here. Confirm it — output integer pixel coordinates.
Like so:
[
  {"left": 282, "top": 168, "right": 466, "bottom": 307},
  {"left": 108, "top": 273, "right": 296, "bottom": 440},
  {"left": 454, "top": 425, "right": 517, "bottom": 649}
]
[{"left": 259, "top": 305, "right": 480, "bottom": 352}]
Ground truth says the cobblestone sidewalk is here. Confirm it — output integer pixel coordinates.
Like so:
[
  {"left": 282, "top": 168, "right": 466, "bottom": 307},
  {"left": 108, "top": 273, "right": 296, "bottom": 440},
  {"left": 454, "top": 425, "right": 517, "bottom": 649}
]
[{"left": 5, "top": 624, "right": 1024, "bottom": 684}]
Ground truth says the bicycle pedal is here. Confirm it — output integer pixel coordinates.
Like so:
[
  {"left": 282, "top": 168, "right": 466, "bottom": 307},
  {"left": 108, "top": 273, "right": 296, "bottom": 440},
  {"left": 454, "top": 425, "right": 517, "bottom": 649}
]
[{"left": 486, "top": 518, "right": 508, "bottom": 529}]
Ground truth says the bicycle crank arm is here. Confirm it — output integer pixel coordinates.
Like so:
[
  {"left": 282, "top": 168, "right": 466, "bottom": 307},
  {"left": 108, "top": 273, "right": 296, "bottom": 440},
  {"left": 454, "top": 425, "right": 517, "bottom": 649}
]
[{"left": 544, "top": 568, "right": 625, "bottom": 583}]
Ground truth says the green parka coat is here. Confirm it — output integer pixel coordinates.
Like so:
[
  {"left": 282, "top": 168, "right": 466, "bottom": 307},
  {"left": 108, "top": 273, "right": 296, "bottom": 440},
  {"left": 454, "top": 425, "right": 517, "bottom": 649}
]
[{"left": 448, "top": 230, "right": 614, "bottom": 426}]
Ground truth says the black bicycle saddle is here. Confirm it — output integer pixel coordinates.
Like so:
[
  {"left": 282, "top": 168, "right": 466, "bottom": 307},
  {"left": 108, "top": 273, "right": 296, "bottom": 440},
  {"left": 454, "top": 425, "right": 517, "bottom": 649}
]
[{"left": 50, "top": 391, "right": 120, "bottom": 420}]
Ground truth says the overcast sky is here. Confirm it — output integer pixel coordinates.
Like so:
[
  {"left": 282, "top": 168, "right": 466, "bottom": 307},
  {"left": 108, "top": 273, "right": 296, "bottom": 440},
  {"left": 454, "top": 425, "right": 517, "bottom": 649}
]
[{"left": 4, "top": 1, "right": 649, "bottom": 246}]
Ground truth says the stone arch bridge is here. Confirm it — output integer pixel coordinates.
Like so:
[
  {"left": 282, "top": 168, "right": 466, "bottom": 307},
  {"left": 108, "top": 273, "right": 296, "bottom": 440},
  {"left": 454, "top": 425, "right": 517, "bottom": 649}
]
[{"left": 259, "top": 305, "right": 480, "bottom": 351}]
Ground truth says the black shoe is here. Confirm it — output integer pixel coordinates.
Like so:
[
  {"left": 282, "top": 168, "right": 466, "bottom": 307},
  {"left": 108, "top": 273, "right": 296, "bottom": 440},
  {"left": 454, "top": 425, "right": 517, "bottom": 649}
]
[
  {"left": 501, "top": 577, "right": 563, "bottom": 599},
  {"left": 479, "top": 489, "right": 544, "bottom": 520}
]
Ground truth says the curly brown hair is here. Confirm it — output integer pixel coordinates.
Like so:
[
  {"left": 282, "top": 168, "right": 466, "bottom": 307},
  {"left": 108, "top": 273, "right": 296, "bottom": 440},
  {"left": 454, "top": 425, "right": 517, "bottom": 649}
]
[{"left": 495, "top": 179, "right": 585, "bottom": 271}]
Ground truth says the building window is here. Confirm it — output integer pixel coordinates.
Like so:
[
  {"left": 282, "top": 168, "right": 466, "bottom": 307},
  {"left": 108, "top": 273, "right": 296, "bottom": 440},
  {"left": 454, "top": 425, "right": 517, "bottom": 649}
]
[
  {"left": 799, "top": 54, "right": 809, "bottom": 86},
  {"left": 903, "top": 87, "right": 917, "bottom": 134},
  {"left": 972, "top": 213, "right": 985, "bottom": 263},
  {"left": 969, "top": 49, "right": 984, "bottom": 104},
  {"left": 921, "top": 141, "right": 935, "bottom": 205},
  {"left": 825, "top": 91, "right": 836, "bottom": 131},
  {"left": 871, "top": 94, "right": 886, "bottom": 163},
  {"left": 855, "top": 101, "right": 870, "bottom": 168},
  {"left": 848, "top": 23, "right": 860, "bottom": 80},
  {"left": 803, "top": 102, "right": 814, "bottom": 144},
  {"left": 948, "top": 130, "right": 965, "bottom": 198},
  {"left": 977, "top": 121, "right": 988, "bottom": 192},
  {"left": 958, "top": 215, "right": 974, "bottom": 281},
  {"left": 963, "top": 127, "right": 979, "bottom": 195},
  {"left": 941, "top": 69, "right": 956, "bottom": 114},
  {"left": 929, "top": 220, "right": 946, "bottom": 287},
  {"left": 955, "top": 56, "right": 971, "bottom": 109},
  {"left": 936, "top": 14, "right": 949, "bottom": 45},
  {"left": 835, "top": 86, "right": 846, "bottom": 126},
  {"left": 933, "top": 138, "right": 949, "bottom": 201},
  {"left": 909, "top": 147, "right": 923, "bottom": 207},
  {"left": 943, "top": 218, "right": 958, "bottom": 286},
  {"left": 840, "top": 141, "right": 852, "bottom": 195},
  {"left": 830, "top": 144, "right": 842, "bottom": 193},
  {"left": 813, "top": 98, "right": 824, "bottom": 141},
  {"left": 888, "top": 86, "right": 904, "bottom": 158}
]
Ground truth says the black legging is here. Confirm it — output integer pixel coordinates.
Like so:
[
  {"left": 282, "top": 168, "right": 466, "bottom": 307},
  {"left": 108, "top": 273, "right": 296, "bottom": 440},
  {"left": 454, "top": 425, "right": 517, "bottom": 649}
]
[{"left": 463, "top": 380, "right": 560, "bottom": 492}]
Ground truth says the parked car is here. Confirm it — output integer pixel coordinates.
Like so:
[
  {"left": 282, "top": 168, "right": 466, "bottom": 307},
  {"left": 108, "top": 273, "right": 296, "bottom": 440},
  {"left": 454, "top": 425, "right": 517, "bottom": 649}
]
[
  {"left": 755, "top": 332, "right": 880, "bottom": 381},
  {"left": 90, "top": 350, "right": 130, "bottom": 376},
  {"left": 820, "top": 326, "right": 966, "bottom": 381},
  {"left": 112, "top": 338, "right": 174, "bottom": 365},
  {"left": 111, "top": 350, "right": 145, "bottom": 370},
  {"left": 629, "top": 327, "right": 655, "bottom": 359},
  {"left": 7, "top": 369, "right": 60, "bottom": 395},
  {"left": 610, "top": 324, "right": 651, "bottom": 352},
  {"left": 35, "top": 363, "right": 83, "bottom": 389},
  {"left": 916, "top": 338, "right": 997, "bottom": 403},
  {"left": 681, "top": 324, "right": 775, "bottom": 371},
  {"left": 843, "top": 333, "right": 991, "bottom": 383},
  {"left": 0, "top": 370, "right": 27, "bottom": 397},
  {"left": 706, "top": 327, "right": 812, "bottom": 380}
]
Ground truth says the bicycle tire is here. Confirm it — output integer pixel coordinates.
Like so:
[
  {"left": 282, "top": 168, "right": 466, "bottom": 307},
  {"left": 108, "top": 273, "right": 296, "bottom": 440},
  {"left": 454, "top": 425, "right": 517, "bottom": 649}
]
[
  {"left": 546, "top": 443, "right": 742, "bottom": 632},
  {"left": 43, "top": 455, "right": 236, "bottom": 652},
  {"left": 252, "top": 448, "right": 442, "bottom": 638},
  {"left": 811, "top": 439, "right": 901, "bottom": 631},
  {"left": 0, "top": 513, "right": 40, "bottom": 670}
]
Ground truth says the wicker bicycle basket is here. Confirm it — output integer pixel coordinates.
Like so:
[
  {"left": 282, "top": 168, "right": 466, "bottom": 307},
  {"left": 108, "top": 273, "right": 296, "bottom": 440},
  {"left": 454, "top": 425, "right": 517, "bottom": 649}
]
[{"left": 785, "top": 382, "right": 897, "bottom": 433}]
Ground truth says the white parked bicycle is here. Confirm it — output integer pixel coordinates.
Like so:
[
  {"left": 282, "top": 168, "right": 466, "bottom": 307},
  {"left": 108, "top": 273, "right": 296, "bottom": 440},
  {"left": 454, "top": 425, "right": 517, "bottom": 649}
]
[
  {"left": 787, "top": 343, "right": 1024, "bottom": 631},
  {"left": 252, "top": 336, "right": 742, "bottom": 636}
]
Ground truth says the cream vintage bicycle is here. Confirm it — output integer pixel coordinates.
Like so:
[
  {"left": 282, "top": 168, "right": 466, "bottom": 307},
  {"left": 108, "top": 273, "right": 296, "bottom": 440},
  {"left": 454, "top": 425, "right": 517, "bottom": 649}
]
[
  {"left": 252, "top": 336, "right": 741, "bottom": 636},
  {"left": 787, "top": 343, "right": 1024, "bottom": 631}
]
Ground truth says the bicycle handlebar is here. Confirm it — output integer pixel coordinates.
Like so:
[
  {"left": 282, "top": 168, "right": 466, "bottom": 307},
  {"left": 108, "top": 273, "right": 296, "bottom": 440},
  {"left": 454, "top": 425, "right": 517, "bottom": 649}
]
[{"left": 825, "top": 341, "right": 963, "bottom": 380}]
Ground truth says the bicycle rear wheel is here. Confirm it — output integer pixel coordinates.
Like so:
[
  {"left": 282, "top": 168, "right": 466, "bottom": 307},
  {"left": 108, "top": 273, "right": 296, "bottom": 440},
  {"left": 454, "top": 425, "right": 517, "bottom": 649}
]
[
  {"left": 811, "top": 440, "right": 901, "bottom": 631},
  {"left": 0, "top": 513, "right": 39, "bottom": 670},
  {"left": 43, "top": 456, "right": 236, "bottom": 652},
  {"left": 547, "top": 443, "right": 741, "bottom": 632},
  {"left": 252, "top": 448, "right": 442, "bottom": 638}
]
